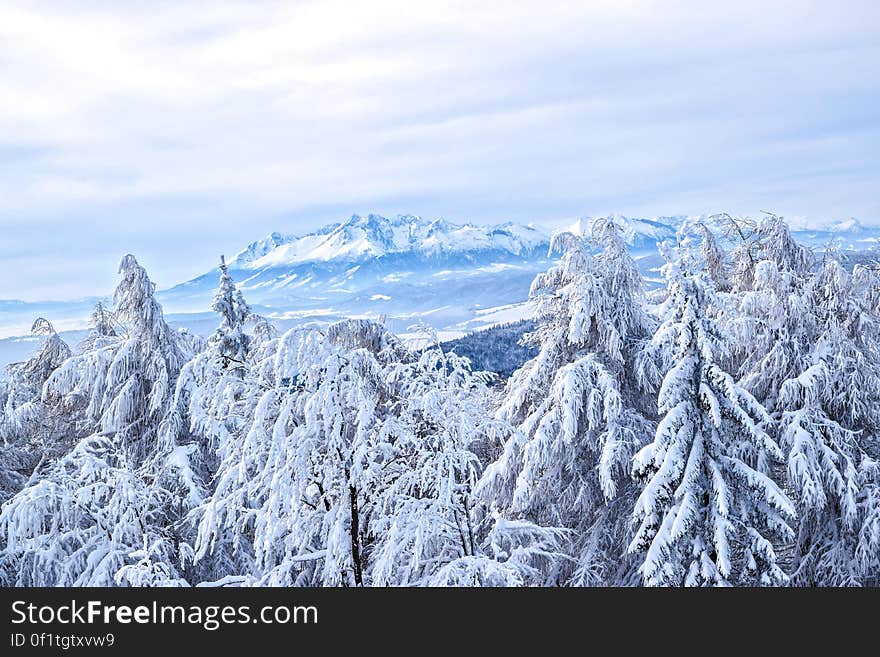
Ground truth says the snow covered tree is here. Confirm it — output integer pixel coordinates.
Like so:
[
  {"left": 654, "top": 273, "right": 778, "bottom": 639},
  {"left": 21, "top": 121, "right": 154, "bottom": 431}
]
[
  {"left": 854, "top": 261, "right": 880, "bottom": 316},
  {"left": 171, "top": 258, "right": 256, "bottom": 462},
  {"left": 193, "top": 321, "right": 405, "bottom": 585},
  {"left": 211, "top": 255, "right": 251, "bottom": 373},
  {"left": 482, "top": 217, "right": 658, "bottom": 585},
  {"left": 733, "top": 261, "right": 813, "bottom": 410},
  {"left": 722, "top": 215, "right": 817, "bottom": 415},
  {"left": 775, "top": 257, "right": 880, "bottom": 585},
  {"left": 0, "top": 319, "right": 73, "bottom": 502},
  {"left": 727, "top": 217, "right": 879, "bottom": 585},
  {"left": 91, "top": 301, "right": 117, "bottom": 336},
  {"left": 2, "top": 319, "right": 72, "bottom": 439},
  {"left": 0, "top": 431, "right": 188, "bottom": 586},
  {"left": 3, "top": 214, "right": 878, "bottom": 589},
  {"left": 36, "top": 255, "right": 190, "bottom": 459},
  {"left": 628, "top": 235, "right": 795, "bottom": 587},
  {"left": 0, "top": 255, "right": 195, "bottom": 586},
  {"left": 370, "top": 341, "right": 564, "bottom": 586},
  {"left": 161, "top": 260, "right": 273, "bottom": 584},
  {"left": 190, "top": 317, "right": 563, "bottom": 587},
  {"left": 755, "top": 214, "right": 814, "bottom": 278},
  {"left": 697, "top": 222, "right": 730, "bottom": 292},
  {"left": 426, "top": 516, "right": 567, "bottom": 586},
  {"left": 713, "top": 212, "right": 760, "bottom": 292},
  {"left": 78, "top": 302, "right": 117, "bottom": 352}
]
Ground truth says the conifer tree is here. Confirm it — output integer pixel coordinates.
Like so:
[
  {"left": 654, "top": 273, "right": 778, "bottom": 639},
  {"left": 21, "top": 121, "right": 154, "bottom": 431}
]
[
  {"left": 0, "top": 319, "right": 72, "bottom": 502},
  {"left": 482, "top": 217, "right": 658, "bottom": 584},
  {"left": 211, "top": 255, "right": 251, "bottom": 373},
  {"left": 728, "top": 216, "right": 879, "bottom": 585},
  {"left": 0, "top": 256, "right": 193, "bottom": 585},
  {"left": 193, "top": 321, "right": 402, "bottom": 585},
  {"left": 776, "top": 257, "right": 880, "bottom": 585},
  {"left": 371, "top": 342, "right": 564, "bottom": 586},
  {"left": 629, "top": 236, "right": 795, "bottom": 586}
]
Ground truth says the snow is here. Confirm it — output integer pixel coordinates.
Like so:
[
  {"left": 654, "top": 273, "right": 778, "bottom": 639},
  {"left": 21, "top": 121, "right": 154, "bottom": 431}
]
[
  {"left": 399, "top": 329, "right": 466, "bottom": 347},
  {"left": 266, "top": 308, "right": 337, "bottom": 320},
  {"left": 828, "top": 218, "right": 863, "bottom": 232},
  {"left": 2, "top": 214, "right": 879, "bottom": 588},
  {"left": 236, "top": 214, "right": 549, "bottom": 270},
  {"left": 478, "top": 263, "right": 521, "bottom": 273},
  {"left": 453, "top": 301, "right": 534, "bottom": 332},
  {"left": 382, "top": 272, "right": 411, "bottom": 283}
]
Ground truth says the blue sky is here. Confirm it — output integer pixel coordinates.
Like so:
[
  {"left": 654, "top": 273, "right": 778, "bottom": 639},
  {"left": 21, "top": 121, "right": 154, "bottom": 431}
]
[{"left": 1, "top": 0, "right": 878, "bottom": 300}]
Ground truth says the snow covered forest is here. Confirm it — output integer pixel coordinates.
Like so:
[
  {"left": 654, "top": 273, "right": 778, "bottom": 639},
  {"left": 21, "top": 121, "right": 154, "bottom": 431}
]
[{"left": 1, "top": 214, "right": 878, "bottom": 587}]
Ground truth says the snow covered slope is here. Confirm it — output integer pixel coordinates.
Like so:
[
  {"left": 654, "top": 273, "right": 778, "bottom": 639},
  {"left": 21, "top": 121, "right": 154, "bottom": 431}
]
[
  {"left": 160, "top": 214, "right": 553, "bottom": 336},
  {"left": 232, "top": 214, "right": 547, "bottom": 269}
]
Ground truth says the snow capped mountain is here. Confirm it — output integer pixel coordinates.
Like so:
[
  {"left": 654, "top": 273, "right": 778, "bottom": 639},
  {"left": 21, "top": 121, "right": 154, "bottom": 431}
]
[
  {"left": 158, "top": 214, "right": 554, "bottom": 338},
  {"left": 164, "top": 214, "right": 552, "bottom": 309},
  {"left": 158, "top": 213, "right": 696, "bottom": 342},
  {"left": 233, "top": 231, "right": 297, "bottom": 267},
  {"left": 827, "top": 217, "right": 862, "bottom": 232},
  {"left": 231, "top": 214, "right": 549, "bottom": 270}
]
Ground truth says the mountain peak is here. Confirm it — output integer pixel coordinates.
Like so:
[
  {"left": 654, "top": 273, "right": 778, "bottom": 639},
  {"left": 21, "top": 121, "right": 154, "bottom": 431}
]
[
  {"left": 228, "top": 213, "right": 549, "bottom": 270},
  {"left": 234, "top": 231, "right": 296, "bottom": 266}
]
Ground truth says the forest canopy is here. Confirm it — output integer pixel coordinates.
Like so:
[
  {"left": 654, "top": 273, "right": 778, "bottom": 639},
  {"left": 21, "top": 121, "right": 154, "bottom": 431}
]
[{"left": 1, "top": 215, "right": 878, "bottom": 587}]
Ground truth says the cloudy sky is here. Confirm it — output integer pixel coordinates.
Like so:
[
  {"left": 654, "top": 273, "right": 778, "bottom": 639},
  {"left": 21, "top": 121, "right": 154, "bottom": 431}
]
[{"left": 1, "top": 0, "right": 878, "bottom": 300}]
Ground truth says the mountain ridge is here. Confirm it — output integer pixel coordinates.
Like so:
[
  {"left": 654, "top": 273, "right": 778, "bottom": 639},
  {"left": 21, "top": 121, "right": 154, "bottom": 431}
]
[
  {"left": 229, "top": 213, "right": 550, "bottom": 271},
  {"left": 1, "top": 213, "right": 877, "bottom": 354}
]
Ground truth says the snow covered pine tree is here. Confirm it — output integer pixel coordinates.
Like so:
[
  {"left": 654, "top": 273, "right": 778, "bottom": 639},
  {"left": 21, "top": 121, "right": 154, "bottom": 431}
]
[
  {"left": 373, "top": 333, "right": 565, "bottom": 586},
  {"left": 481, "top": 217, "right": 659, "bottom": 585},
  {"left": 775, "top": 256, "right": 880, "bottom": 585},
  {"left": 0, "top": 319, "right": 72, "bottom": 503},
  {"left": 628, "top": 231, "right": 796, "bottom": 586},
  {"left": 719, "top": 215, "right": 880, "bottom": 585},
  {"left": 0, "top": 255, "right": 196, "bottom": 586}
]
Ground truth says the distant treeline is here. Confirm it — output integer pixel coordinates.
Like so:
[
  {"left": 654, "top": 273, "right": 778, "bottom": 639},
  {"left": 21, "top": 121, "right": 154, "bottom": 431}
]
[{"left": 442, "top": 320, "right": 538, "bottom": 379}]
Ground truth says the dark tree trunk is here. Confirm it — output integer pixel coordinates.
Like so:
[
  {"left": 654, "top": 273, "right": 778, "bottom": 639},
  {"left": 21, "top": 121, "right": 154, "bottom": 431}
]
[{"left": 349, "top": 482, "right": 363, "bottom": 586}]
